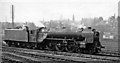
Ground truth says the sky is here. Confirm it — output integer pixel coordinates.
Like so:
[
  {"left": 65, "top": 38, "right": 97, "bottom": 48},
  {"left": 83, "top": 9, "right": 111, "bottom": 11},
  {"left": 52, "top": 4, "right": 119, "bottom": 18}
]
[{"left": 0, "top": 0, "right": 119, "bottom": 23}]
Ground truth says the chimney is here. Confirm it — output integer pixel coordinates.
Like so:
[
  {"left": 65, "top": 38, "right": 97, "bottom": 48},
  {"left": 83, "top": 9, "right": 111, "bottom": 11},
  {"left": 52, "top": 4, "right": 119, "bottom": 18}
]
[{"left": 11, "top": 5, "right": 14, "bottom": 28}]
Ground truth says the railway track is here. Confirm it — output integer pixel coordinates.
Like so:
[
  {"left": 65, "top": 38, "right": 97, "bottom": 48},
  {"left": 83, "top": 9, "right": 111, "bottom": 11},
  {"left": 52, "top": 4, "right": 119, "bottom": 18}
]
[
  {"left": 96, "top": 51, "right": 120, "bottom": 57},
  {"left": 2, "top": 47, "right": 87, "bottom": 63},
  {"left": 2, "top": 52, "right": 57, "bottom": 63},
  {"left": 2, "top": 46, "right": 120, "bottom": 57},
  {"left": 2, "top": 46, "right": 120, "bottom": 63}
]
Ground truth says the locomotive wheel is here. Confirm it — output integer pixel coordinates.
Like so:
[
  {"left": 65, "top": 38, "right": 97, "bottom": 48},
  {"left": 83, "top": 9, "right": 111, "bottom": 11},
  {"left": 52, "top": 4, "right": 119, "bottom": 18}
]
[
  {"left": 65, "top": 43, "right": 75, "bottom": 52},
  {"left": 29, "top": 43, "right": 36, "bottom": 49},
  {"left": 94, "top": 41, "right": 102, "bottom": 53},
  {"left": 55, "top": 43, "right": 64, "bottom": 51},
  {"left": 95, "top": 48, "right": 101, "bottom": 53},
  {"left": 87, "top": 47, "right": 95, "bottom": 54},
  {"left": 46, "top": 43, "right": 54, "bottom": 50},
  {"left": 76, "top": 47, "right": 83, "bottom": 53}
]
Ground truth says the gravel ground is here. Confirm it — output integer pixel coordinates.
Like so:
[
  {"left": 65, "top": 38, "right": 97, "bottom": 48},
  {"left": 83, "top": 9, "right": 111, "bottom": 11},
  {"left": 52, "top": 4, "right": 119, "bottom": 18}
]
[
  {"left": 2, "top": 58, "right": 86, "bottom": 63},
  {"left": 2, "top": 59, "right": 22, "bottom": 63},
  {"left": 101, "top": 40, "right": 118, "bottom": 52}
]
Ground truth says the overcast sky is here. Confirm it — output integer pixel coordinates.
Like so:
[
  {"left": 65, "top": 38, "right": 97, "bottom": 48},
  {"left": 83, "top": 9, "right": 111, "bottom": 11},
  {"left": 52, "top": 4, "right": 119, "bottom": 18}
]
[{"left": 0, "top": 0, "right": 119, "bottom": 23}]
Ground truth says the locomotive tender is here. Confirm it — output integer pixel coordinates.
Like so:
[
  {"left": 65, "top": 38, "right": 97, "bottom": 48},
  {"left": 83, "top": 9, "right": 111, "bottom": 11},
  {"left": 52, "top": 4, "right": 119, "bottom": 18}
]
[{"left": 3, "top": 25, "right": 104, "bottom": 54}]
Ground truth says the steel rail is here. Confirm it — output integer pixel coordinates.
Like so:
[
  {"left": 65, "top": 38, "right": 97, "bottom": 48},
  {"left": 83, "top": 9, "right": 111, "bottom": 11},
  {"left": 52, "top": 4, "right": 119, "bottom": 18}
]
[{"left": 2, "top": 46, "right": 120, "bottom": 62}]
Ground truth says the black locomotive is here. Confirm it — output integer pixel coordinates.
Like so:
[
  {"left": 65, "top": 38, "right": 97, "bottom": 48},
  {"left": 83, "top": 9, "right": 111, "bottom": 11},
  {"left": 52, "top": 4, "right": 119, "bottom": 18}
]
[{"left": 3, "top": 26, "right": 104, "bottom": 54}]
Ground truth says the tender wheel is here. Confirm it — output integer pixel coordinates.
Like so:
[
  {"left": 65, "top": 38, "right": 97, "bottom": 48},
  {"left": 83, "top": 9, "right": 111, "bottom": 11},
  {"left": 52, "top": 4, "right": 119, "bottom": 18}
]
[
  {"left": 55, "top": 43, "right": 64, "bottom": 51},
  {"left": 14, "top": 42, "right": 19, "bottom": 47},
  {"left": 6, "top": 41, "right": 11, "bottom": 47},
  {"left": 19, "top": 43, "right": 26, "bottom": 48},
  {"left": 11, "top": 42, "right": 15, "bottom": 47},
  {"left": 65, "top": 43, "right": 75, "bottom": 52}
]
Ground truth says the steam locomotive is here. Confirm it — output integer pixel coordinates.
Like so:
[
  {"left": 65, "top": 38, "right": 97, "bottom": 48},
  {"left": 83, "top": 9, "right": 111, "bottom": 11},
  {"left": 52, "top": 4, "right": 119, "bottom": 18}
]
[{"left": 3, "top": 25, "right": 104, "bottom": 54}]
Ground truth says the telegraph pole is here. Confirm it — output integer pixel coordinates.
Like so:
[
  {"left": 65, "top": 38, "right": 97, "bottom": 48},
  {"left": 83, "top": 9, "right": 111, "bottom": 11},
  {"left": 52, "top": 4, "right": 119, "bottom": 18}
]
[{"left": 118, "top": 1, "right": 120, "bottom": 52}]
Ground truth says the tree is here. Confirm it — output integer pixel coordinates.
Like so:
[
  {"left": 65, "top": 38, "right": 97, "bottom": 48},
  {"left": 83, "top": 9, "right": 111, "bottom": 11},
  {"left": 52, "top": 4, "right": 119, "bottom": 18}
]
[{"left": 99, "top": 17, "right": 103, "bottom": 21}]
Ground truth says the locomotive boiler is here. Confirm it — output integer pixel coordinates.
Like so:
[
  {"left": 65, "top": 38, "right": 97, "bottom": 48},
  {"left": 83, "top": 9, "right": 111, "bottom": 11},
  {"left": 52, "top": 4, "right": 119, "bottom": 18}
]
[{"left": 3, "top": 25, "right": 104, "bottom": 54}]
